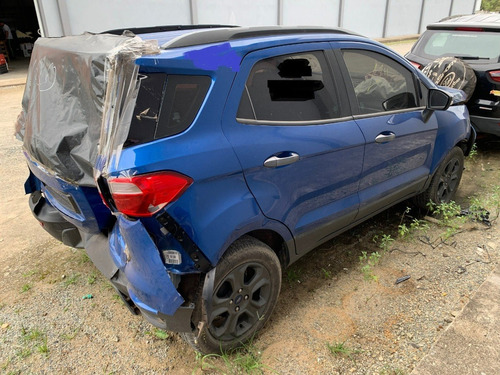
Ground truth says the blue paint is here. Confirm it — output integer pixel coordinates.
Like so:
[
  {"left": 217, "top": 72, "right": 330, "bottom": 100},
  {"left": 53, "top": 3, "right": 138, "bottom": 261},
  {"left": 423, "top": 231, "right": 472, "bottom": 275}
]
[{"left": 185, "top": 43, "right": 241, "bottom": 72}]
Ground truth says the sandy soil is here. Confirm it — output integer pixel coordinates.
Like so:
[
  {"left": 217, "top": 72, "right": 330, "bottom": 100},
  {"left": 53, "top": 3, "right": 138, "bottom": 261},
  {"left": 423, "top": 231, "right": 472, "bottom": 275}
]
[{"left": 1, "top": 78, "right": 500, "bottom": 374}]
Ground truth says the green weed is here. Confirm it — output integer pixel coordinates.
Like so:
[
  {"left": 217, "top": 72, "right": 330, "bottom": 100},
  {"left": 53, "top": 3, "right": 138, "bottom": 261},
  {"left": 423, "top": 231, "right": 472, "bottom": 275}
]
[
  {"left": 326, "top": 341, "right": 361, "bottom": 359},
  {"left": 286, "top": 267, "right": 302, "bottom": 284},
  {"left": 468, "top": 143, "right": 478, "bottom": 159},
  {"left": 61, "top": 327, "right": 80, "bottom": 340},
  {"left": 379, "top": 366, "right": 407, "bottom": 375},
  {"left": 373, "top": 234, "right": 394, "bottom": 252},
  {"left": 20, "top": 284, "right": 32, "bottom": 293},
  {"left": 87, "top": 272, "right": 97, "bottom": 285},
  {"left": 321, "top": 268, "right": 332, "bottom": 279},
  {"left": 63, "top": 273, "right": 80, "bottom": 287},
  {"left": 359, "top": 251, "right": 381, "bottom": 281},
  {"left": 194, "top": 340, "right": 270, "bottom": 374},
  {"left": 37, "top": 338, "right": 49, "bottom": 356},
  {"left": 78, "top": 251, "right": 91, "bottom": 265},
  {"left": 147, "top": 328, "right": 169, "bottom": 340}
]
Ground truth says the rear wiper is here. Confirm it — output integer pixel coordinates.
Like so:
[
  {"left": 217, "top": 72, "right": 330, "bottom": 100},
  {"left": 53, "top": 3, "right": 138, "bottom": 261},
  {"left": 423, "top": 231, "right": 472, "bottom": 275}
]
[{"left": 454, "top": 55, "right": 489, "bottom": 60}]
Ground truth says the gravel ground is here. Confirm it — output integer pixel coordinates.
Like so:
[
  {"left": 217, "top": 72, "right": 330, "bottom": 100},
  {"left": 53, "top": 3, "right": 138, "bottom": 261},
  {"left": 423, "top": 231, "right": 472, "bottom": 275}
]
[{"left": 2, "top": 53, "right": 500, "bottom": 374}]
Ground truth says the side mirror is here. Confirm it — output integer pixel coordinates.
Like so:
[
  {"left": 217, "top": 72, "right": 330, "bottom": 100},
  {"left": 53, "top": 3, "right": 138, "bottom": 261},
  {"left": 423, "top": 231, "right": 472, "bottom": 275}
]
[{"left": 427, "top": 89, "right": 452, "bottom": 111}]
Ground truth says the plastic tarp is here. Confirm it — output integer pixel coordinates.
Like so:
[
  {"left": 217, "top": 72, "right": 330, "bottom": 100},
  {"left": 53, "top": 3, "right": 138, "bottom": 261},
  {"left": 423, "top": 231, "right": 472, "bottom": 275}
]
[{"left": 15, "top": 33, "right": 159, "bottom": 186}]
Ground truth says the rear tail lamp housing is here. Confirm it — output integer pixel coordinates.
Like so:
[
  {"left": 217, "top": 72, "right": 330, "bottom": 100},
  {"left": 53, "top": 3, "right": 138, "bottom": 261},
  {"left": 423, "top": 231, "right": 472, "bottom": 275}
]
[
  {"left": 107, "top": 171, "right": 193, "bottom": 217},
  {"left": 409, "top": 61, "right": 422, "bottom": 70},
  {"left": 488, "top": 70, "right": 500, "bottom": 83}
]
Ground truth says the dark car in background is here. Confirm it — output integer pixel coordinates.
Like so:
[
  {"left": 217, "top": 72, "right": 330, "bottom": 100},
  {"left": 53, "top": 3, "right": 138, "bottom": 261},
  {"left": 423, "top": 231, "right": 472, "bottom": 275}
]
[{"left": 406, "top": 13, "right": 500, "bottom": 137}]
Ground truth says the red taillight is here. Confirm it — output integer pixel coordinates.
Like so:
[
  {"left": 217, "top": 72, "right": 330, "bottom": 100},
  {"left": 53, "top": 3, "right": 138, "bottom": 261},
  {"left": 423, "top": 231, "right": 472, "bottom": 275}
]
[
  {"left": 409, "top": 61, "right": 422, "bottom": 70},
  {"left": 108, "top": 171, "right": 193, "bottom": 217},
  {"left": 488, "top": 70, "right": 500, "bottom": 83},
  {"left": 455, "top": 27, "right": 484, "bottom": 32}
]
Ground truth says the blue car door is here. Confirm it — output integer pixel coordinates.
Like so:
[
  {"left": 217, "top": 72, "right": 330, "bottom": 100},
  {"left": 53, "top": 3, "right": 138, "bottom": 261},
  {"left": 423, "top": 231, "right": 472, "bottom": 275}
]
[
  {"left": 334, "top": 43, "right": 439, "bottom": 219},
  {"left": 222, "top": 43, "right": 365, "bottom": 254}
]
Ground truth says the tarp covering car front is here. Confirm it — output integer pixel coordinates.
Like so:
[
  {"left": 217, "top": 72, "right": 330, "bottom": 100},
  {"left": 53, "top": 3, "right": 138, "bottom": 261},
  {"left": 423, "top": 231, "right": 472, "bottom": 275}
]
[{"left": 15, "top": 33, "right": 159, "bottom": 186}]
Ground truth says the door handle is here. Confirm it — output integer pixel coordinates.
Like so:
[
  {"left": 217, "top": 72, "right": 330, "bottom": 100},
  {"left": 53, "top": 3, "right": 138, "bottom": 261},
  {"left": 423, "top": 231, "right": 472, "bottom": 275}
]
[
  {"left": 264, "top": 152, "right": 300, "bottom": 168},
  {"left": 375, "top": 132, "right": 396, "bottom": 143}
]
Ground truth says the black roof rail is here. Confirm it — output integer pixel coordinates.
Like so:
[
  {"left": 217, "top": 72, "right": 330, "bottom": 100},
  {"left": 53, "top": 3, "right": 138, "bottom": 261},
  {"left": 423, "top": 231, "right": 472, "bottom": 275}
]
[
  {"left": 102, "top": 24, "right": 237, "bottom": 36},
  {"left": 161, "top": 26, "right": 358, "bottom": 49}
]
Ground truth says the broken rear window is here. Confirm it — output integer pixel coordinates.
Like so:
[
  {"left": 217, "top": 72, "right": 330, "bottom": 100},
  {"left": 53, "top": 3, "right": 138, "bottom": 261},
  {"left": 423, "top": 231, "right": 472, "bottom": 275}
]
[{"left": 125, "top": 74, "right": 211, "bottom": 147}]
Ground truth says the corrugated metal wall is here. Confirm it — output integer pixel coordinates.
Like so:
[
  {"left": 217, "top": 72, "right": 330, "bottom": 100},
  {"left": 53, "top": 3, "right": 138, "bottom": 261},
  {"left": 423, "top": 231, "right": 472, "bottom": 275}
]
[{"left": 34, "top": 0, "right": 482, "bottom": 38}]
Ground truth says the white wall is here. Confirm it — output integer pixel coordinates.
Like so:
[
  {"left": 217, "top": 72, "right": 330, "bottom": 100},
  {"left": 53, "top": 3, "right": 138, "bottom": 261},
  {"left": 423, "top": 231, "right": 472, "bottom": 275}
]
[
  {"left": 282, "top": 0, "right": 341, "bottom": 27},
  {"left": 34, "top": 0, "right": 481, "bottom": 38}
]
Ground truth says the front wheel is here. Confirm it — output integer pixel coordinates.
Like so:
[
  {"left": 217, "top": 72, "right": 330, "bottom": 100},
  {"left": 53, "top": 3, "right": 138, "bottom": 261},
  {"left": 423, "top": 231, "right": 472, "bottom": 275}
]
[
  {"left": 414, "top": 146, "right": 465, "bottom": 208},
  {"left": 182, "top": 236, "right": 282, "bottom": 354}
]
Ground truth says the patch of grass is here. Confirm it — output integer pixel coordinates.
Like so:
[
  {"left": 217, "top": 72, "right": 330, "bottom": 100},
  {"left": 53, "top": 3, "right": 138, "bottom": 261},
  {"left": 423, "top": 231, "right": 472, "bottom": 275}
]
[
  {"left": 326, "top": 341, "right": 361, "bottom": 359},
  {"left": 19, "top": 327, "right": 49, "bottom": 358},
  {"left": 63, "top": 273, "right": 80, "bottom": 287},
  {"left": 22, "top": 270, "right": 36, "bottom": 278},
  {"left": 22, "top": 327, "right": 44, "bottom": 342},
  {"left": 147, "top": 328, "right": 169, "bottom": 340},
  {"left": 359, "top": 251, "right": 381, "bottom": 281},
  {"left": 373, "top": 234, "right": 394, "bottom": 252},
  {"left": 37, "top": 338, "right": 49, "bottom": 356},
  {"left": 379, "top": 366, "right": 407, "bottom": 375},
  {"left": 321, "top": 268, "right": 332, "bottom": 279},
  {"left": 78, "top": 251, "right": 91, "bottom": 265},
  {"left": 194, "top": 340, "right": 271, "bottom": 374},
  {"left": 468, "top": 143, "right": 478, "bottom": 160},
  {"left": 16, "top": 347, "right": 32, "bottom": 359},
  {"left": 87, "top": 272, "right": 97, "bottom": 285},
  {"left": 61, "top": 327, "right": 80, "bottom": 340},
  {"left": 286, "top": 267, "right": 302, "bottom": 284},
  {"left": 427, "top": 201, "right": 461, "bottom": 223},
  {"left": 20, "top": 284, "right": 32, "bottom": 293}
]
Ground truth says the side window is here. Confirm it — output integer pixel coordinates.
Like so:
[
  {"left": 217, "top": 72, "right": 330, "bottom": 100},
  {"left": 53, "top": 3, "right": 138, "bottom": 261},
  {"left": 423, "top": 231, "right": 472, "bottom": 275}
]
[
  {"left": 342, "top": 50, "right": 418, "bottom": 115},
  {"left": 125, "top": 74, "right": 211, "bottom": 147},
  {"left": 237, "top": 51, "right": 340, "bottom": 122}
]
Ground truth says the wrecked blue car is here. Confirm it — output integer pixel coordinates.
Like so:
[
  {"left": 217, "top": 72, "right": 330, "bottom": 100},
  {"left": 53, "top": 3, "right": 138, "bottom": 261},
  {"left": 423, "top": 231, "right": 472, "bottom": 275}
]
[{"left": 16, "top": 26, "right": 474, "bottom": 353}]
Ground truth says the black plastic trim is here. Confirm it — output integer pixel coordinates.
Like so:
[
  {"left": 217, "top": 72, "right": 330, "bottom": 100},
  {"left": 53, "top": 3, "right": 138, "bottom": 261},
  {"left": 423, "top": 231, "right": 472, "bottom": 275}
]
[
  {"left": 156, "top": 212, "right": 212, "bottom": 273},
  {"left": 29, "top": 191, "right": 83, "bottom": 248},
  {"left": 102, "top": 24, "right": 237, "bottom": 36},
  {"left": 162, "top": 26, "right": 358, "bottom": 50}
]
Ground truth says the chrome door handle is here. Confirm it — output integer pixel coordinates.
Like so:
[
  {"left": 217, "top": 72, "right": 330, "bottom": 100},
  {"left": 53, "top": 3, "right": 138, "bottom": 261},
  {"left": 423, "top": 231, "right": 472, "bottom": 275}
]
[
  {"left": 375, "top": 132, "right": 396, "bottom": 143},
  {"left": 264, "top": 152, "right": 300, "bottom": 168}
]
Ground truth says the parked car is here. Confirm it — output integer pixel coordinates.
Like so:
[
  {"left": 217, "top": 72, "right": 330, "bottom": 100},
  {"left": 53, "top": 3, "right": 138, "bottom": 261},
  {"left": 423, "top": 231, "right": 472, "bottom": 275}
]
[
  {"left": 16, "top": 25, "right": 474, "bottom": 354},
  {"left": 406, "top": 13, "right": 500, "bottom": 137}
]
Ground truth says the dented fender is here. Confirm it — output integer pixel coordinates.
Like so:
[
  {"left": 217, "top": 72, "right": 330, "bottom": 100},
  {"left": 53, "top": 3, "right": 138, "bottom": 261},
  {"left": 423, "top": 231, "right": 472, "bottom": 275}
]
[{"left": 109, "top": 215, "right": 184, "bottom": 316}]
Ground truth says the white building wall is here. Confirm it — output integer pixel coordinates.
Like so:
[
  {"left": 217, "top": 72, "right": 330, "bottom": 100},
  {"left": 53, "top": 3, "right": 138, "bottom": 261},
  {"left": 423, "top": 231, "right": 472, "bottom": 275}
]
[{"left": 34, "top": 0, "right": 481, "bottom": 38}]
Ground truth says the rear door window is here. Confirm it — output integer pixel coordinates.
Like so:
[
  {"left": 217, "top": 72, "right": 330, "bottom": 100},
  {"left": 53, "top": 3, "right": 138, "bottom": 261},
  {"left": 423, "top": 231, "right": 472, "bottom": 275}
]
[
  {"left": 237, "top": 51, "right": 340, "bottom": 122},
  {"left": 125, "top": 74, "right": 211, "bottom": 147}
]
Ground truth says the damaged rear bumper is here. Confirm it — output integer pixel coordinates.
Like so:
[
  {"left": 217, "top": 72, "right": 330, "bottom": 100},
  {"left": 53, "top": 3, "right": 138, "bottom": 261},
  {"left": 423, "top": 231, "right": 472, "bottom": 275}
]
[{"left": 30, "top": 193, "right": 196, "bottom": 332}]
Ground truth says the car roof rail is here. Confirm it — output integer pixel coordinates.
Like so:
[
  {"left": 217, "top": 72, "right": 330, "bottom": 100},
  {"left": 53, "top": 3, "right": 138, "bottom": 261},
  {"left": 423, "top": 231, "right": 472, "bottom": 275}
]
[
  {"left": 160, "top": 26, "right": 358, "bottom": 49},
  {"left": 102, "top": 24, "right": 238, "bottom": 36}
]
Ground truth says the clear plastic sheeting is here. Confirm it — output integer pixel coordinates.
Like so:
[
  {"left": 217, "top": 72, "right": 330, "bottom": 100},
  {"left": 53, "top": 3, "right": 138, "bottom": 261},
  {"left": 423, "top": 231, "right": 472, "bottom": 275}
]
[{"left": 15, "top": 33, "right": 159, "bottom": 186}]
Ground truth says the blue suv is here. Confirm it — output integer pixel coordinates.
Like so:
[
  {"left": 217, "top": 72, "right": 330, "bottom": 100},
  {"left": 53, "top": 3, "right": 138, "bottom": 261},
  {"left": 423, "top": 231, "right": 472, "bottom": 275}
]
[{"left": 16, "top": 26, "right": 474, "bottom": 353}]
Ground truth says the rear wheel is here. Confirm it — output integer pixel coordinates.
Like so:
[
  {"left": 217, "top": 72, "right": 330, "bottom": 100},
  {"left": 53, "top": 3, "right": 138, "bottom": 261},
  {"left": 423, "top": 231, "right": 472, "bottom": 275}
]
[
  {"left": 414, "top": 146, "right": 464, "bottom": 208},
  {"left": 182, "top": 236, "right": 282, "bottom": 354}
]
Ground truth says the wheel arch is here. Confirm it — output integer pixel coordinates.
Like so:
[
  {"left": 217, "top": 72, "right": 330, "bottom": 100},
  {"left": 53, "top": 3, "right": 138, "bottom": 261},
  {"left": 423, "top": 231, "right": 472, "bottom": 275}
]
[{"left": 245, "top": 229, "right": 291, "bottom": 269}]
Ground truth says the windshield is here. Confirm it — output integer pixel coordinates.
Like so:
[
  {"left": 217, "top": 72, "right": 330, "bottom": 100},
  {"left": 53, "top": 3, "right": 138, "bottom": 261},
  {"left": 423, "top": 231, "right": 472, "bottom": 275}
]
[{"left": 415, "top": 30, "right": 500, "bottom": 62}]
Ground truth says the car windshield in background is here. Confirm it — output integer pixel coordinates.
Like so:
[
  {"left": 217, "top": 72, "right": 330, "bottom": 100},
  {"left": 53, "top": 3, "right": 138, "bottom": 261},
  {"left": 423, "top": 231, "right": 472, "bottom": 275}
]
[{"left": 415, "top": 30, "right": 500, "bottom": 62}]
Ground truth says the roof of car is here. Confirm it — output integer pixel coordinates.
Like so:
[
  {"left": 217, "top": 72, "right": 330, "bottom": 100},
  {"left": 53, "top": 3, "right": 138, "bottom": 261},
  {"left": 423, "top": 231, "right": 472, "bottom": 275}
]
[
  {"left": 428, "top": 12, "right": 500, "bottom": 31},
  {"left": 105, "top": 25, "right": 359, "bottom": 50}
]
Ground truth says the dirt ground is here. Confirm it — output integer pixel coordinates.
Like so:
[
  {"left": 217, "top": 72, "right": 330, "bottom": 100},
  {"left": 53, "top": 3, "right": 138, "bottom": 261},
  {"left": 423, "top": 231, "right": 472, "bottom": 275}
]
[{"left": 1, "top": 70, "right": 500, "bottom": 374}]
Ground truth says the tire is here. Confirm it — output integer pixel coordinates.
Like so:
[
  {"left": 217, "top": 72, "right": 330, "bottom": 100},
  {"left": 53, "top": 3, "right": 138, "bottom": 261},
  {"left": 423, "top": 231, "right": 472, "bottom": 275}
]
[
  {"left": 181, "top": 236, "right": 282, "bottom": 354},
  {"left": 414, "top": 146, "right": 465, "bottom": 208}
]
